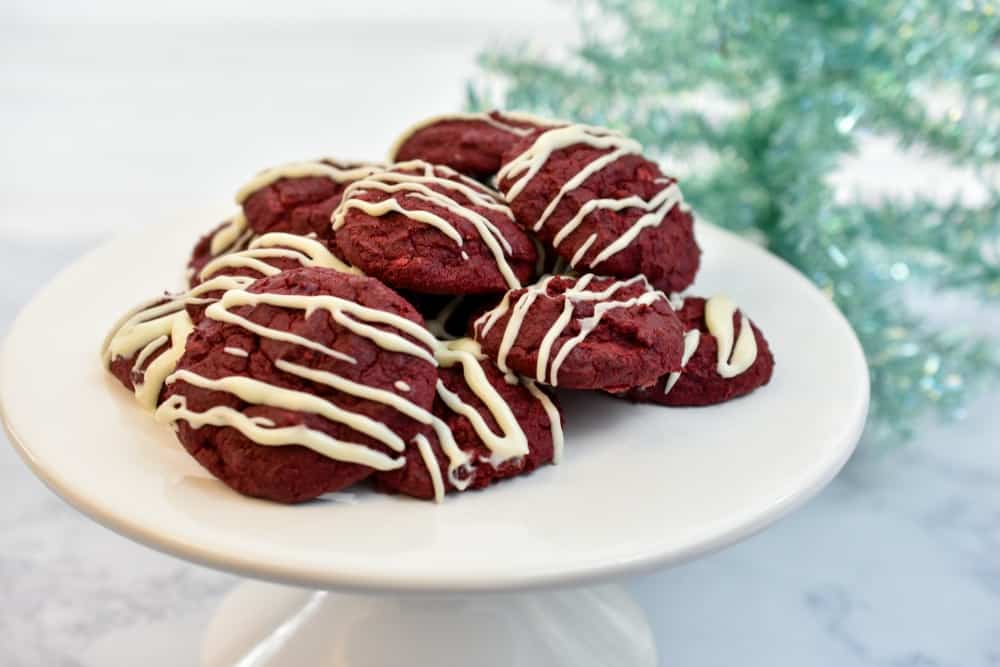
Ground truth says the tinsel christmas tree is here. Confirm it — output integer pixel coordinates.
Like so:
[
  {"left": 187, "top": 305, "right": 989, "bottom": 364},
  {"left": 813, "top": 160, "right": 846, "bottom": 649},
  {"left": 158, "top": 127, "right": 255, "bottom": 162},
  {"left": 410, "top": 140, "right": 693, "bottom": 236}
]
[{"left": 470, "top": 0, "right": 1000, "bottom": 444}]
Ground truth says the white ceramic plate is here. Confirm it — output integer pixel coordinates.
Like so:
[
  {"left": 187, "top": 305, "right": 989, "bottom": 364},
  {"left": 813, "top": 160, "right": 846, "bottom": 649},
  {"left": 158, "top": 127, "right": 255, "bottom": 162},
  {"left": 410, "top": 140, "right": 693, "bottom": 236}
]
[{"left": 1, "top": 218, "right": 868, "bottom": 593}]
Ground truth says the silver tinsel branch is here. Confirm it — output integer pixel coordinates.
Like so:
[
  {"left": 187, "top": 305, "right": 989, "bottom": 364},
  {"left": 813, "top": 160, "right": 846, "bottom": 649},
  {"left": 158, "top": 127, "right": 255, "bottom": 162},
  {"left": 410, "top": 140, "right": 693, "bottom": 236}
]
[{"left": 470, "top": 0, "right": 1000, "bottom": 444}]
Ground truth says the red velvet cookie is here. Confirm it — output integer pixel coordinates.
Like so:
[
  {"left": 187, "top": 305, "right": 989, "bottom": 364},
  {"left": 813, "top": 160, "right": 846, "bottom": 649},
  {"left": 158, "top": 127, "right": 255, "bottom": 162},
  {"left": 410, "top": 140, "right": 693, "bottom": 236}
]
[
  {"left": 375, "top": 340, "right": 563, "bottom": 500},
  {"left": 333, "top": 161, "right": 537, "bottom": 295},
  {"left": 473, "top": 273, "right": 685, "bottom": 391},
  {"left": 157, "top": 267, "right": 439, "bottom": 504},
  {"left": 388, "top": 111, "right": 559, "bottom": 180},
  {"left": 497, "top": 124, "right": 700, "bottom": 293},
  {"left": 237, "top": 160, "right": 381, "bottom": 239},
  {"left": 620, "top": 295, "right": 775, "bottom": 406}
]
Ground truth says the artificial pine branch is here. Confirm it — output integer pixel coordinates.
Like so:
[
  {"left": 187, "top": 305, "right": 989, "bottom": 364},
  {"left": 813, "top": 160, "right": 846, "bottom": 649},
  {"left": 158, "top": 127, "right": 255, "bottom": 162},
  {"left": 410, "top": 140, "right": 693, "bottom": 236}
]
[{"left": 471, "top": 0, "right": 1000, "bottom": 443}]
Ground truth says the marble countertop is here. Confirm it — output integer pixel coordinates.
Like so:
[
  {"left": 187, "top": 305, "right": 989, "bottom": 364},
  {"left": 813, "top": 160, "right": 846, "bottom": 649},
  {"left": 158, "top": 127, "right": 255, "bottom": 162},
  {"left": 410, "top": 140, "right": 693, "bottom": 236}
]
[{"left": 2, "top": 14, "right": 998, "bottom": 667}]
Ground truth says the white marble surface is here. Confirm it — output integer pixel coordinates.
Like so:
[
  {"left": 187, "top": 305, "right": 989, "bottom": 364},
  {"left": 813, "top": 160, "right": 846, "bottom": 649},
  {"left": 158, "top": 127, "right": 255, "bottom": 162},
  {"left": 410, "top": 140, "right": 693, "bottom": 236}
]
[{"left": 2, "top": 11, "right": 999, "bottom": 667}]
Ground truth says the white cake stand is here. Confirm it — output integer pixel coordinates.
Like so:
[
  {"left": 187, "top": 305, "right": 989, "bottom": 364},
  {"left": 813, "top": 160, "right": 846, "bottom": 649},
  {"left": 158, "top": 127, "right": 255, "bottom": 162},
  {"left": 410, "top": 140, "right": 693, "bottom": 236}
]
[{"left": 1, "top": 219, "right": 868, "bottom": 666}]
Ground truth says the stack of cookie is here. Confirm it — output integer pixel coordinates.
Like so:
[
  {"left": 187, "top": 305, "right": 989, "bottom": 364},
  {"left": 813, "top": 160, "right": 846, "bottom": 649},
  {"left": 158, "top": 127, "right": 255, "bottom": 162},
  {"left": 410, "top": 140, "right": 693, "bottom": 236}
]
[{"left": 103, "top": 111, "right": 774, "bottom": 504}]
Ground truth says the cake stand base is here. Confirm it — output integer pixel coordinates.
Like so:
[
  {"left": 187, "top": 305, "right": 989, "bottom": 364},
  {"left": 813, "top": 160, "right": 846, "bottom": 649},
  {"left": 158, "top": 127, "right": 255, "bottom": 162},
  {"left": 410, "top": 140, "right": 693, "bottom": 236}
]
[{"left": 201, "top": 580, "right": 657, "bottom": 666}]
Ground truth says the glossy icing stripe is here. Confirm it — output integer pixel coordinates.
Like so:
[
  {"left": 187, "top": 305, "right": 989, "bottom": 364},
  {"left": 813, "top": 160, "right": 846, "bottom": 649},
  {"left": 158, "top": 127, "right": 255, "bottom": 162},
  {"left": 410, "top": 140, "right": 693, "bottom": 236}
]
[
  {"left": 133, "top": 313, "right": 194, "bottom": 411},
  {"left": 132, "top": 334, "right": 168, "bottom": 373},
  {"left": 209, "top": 211, "right": 249, "bottom": 256},
  {"left": 523, "top": 379, "right": 564, "bottom": 463},
  {"left": 663, "top": 329, "right": 701, "bottom": 396},
  {"left": 536, "top": 298, "right": 574, "bottom": 382},
  {"left": 705, "top": 295, "right": 758, "bottom": 378},
  {"left": 414, "top": 434, "right": 445, "bottom": 502},
  {"left": 199, "top": 233, "right": 360, "bottom": 281},
  {"left": 235, "top": 161, "right": 380, "bottom": 204},
  {"left": 436, "top": 338, "right": 530, "bottom": 463}
]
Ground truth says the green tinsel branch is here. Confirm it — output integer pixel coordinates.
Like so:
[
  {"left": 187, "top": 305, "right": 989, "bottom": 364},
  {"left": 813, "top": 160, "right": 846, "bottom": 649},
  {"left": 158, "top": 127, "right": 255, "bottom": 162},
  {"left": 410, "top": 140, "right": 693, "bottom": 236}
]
[{"left": 470, "top": 0, "right": 1000, "bottom": 444}]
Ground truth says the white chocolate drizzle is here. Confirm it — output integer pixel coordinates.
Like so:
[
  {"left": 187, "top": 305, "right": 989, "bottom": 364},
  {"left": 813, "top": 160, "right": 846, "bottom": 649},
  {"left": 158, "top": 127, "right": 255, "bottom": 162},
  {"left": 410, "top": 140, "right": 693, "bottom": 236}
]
[
  {"left": 661, "top": 294, "right": 760, "bottom": 394},
  {"left": 568, "top": 236, "right": 596, "bottom": 268},
  {"left": 475, "top": 273, "right": 669, "bottom": 387},
  {"left": 333, "top": 160, "right": 524, "bottom": 290},
  {"left": 199, "top": 232, "right": 360, "bottom": 282},
  {"left": 387, "top": 111, "right": 560, "bottom": 161},
  {"left": 435, "top": 338, "right": 531, "bottom": 465},
  {"left": 522, "top": 379, "right": 564, "bottom": 463},
  {"left": 498, "top": 124, "right": 690, "bottom": 268},
  {"left": 134, "top": 314, "right": 194, "bottom": 411},
  {"left": 663, "top": 329, "right": 701, "bottom": 396},
  {"left": 705, "top": 295, "right": 758, "bottom": 378},
  {"left": 186, "top": 213, "right": 256, "bottom": 288},
  {"left": 235, "top": 160, "right": 381, "bottom": 204},
  {"left": 413, "top": 433, "right": 445, "bottom": 502},
  {"left": 208, "top": 211, "right": 253, "bottom": 257},
  {"left": 133, "top": 335, "right": 168, "bottom": 371}
]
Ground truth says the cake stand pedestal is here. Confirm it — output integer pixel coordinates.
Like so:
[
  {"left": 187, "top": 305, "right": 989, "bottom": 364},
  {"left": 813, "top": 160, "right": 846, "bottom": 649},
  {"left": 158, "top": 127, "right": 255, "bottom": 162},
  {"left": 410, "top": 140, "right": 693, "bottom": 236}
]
[{"left": 202, "top": 581, "right": 655, "bottom": 667}]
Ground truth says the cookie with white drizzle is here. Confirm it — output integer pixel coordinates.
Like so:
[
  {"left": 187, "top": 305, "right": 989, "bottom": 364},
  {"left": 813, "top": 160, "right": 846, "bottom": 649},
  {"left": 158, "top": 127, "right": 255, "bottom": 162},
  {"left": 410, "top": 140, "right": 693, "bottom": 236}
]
[
  {"left": 155, "top": 268, "right": 440, "bottom": 504},
  {"left": 103, "top": 275, "right": 256, "bottom": 411},
  {"left": 388, "top": 111, "right": 561, "bottom": 180},
  {"left": 376, "top": 338, "right": 564, "bottom": 501},
  {"left": 618, "top": 295, "right": 775, "bottom": 406},
  {"left": 496, "top": 124, "right": 700, "bottom": 293},
  {"left": 106, "top": 232, "right": 362, "bottom": 409},
  {"left": 332, "top": 160, "right": 538, "bottom": 294},
  {"left": 237, "top": 159, "right": 382, "bottom": 238},
  {"left": 473, "top": 273, "right": 686, "bottom": 391}
]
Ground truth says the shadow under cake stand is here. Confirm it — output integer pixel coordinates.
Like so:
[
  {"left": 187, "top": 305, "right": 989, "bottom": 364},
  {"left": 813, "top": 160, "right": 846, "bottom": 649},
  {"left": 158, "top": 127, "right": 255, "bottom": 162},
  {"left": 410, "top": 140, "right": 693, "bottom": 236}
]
[{"left": 0, "top": 220, "right": 868, "bottom": 666}]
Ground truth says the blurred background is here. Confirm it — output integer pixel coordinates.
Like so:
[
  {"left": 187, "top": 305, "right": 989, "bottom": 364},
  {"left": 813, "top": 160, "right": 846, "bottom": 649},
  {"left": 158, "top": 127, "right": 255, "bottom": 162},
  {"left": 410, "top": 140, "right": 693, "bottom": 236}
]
[{"left": 2, "top": 1, "right": 998, "bottom": 665}]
